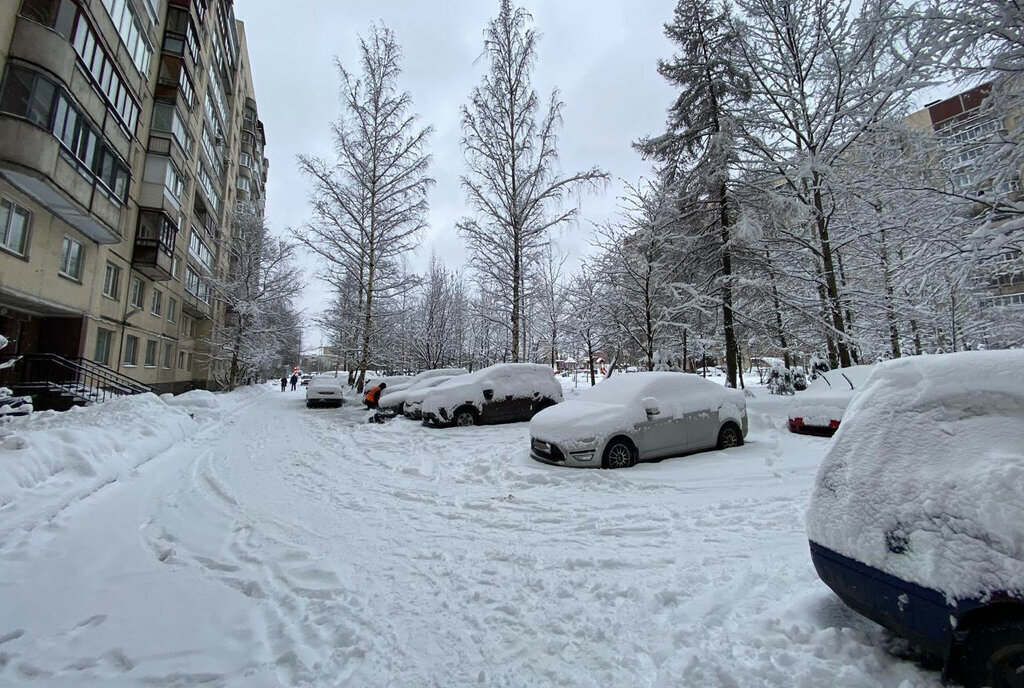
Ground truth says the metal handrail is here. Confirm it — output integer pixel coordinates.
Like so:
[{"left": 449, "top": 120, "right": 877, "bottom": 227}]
[{"left": 0, "top": 354, "right": 153, "bottom": 406}]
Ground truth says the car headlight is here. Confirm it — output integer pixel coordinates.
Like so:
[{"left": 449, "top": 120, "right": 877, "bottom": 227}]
[{"left": 576, "top": 436, "right": 598, "bottom": 446}]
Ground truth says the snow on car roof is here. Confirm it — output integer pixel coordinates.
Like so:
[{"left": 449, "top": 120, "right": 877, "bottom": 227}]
[
  {"left": 579, "top": 371, "right": 724, "bottom": 405},
  {"left": 806, "top": 350, "right": 1024, "bottom": 599}
]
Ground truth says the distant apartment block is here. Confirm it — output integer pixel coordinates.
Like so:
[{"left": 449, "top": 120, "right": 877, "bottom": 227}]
[
  {"left": 906, "top": 83, "right": 1024, "bottom": 310},
  {"left": 0, "top": 0, "right": 268, "bottom": 401}
]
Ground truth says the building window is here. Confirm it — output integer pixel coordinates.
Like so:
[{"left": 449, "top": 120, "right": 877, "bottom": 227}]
[
  {"left": 0, "top": 198, "right": 31, "bottom": 256},
  {"left": 124, "top": 334, "right": 138, "bottom": 366},
  {"left": 129, "top": 277, "right": 145, "bottom": 309},
  {"left": 58, "top": 236, "right": 83, "bottom": 279},
  {"left": 166, "top": 297, "right": 177, "bottom": 323},
  {"left": 102, "top": 262, "right": 121, "bottom": 299},
  {"left": 185, "top": 265, "right": 210, "bottom": 302},
  {"left": 162, "top": 342, "right": 173, "bottom": 369},
  {"left": 144, "top": 339, "right": 157, "bottom": 367},
  {"left": 94, "top": 327, "right": 113, "bottom": 366},
  {"left": 171, "top": 255, "right": 181, "bottom": 280},
  {"left": 98, "top": 0, "right": 153, "bottom": 77},
  {"left": 69, "top": 9, "right": 140, "bottom": 131},
  {"left": 150, "top": 288, "right": 162, "bottom": 316},
  {"left": 188, "top": 230, "right": 213, "bottom": 270},
  {"left": 177, "top": 349, "right": 187, "bottom": 369}
]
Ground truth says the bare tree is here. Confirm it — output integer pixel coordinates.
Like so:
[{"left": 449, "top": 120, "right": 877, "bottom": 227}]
[
  {"left": 207, "top": 203, "right": 303, "bottom": 390},
  {"left": 459, "top": 0, "right": 607, "bottom": 362},
  {"left": 296, "top": 24, "right": 434, "bottom": 391},
  {"left": 410, "top": 255, "right": 466, "bottom": 369},
  {"left": 734, "top": 0, "right": 936, "bottom": 367}
]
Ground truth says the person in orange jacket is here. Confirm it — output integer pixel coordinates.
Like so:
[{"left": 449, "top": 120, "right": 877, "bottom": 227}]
[{"left": 363, "top": 382, "right": 386, "bottom": 409}]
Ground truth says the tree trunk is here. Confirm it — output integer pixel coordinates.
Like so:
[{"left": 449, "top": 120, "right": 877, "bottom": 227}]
[
  {"left": 879, "top": 228, "right": 901, "bottom": 359},
  {"left": 813, "top": 185, "right": 851, "bottom": 368},
  {"left": 719, "top": 182, "right": 738, "bottom": 388}
]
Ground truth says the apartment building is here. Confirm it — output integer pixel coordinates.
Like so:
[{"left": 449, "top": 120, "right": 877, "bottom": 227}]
[
  {"left": 0, "top": 0, "right": 268, "bottom": 398},
  {"left": 906, "top": 83, "right": 1024, "bottom": 310}
]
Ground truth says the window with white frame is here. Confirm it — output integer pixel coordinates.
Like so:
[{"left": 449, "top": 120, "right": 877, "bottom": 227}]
[
  {"left": 58, "top": 236, "right": 84, "bottom": 279},
  {"left": 150, "top": 288, "right": 162, "bottom": 316},
  {"left": 188, "top": 230, "right": 213, "bottom": 270},
  {"left": 144, "top": 339, "right": 157, "bottom": 367},
  {"left": 102, "top": 262, "right": 121, "bottom": 299},
  {"left": 94, "top": 327, "right": 113, "bottom": 366},
  {"left": 124, "top": 334, "right": 139, "bottom": 366},
  {"left": 162, "top": 341, "right": 173, "bottom": 369},
  {"left": 0, "top": 198, "right": 31, "bottom": 256},
  {"left": 166, "top": 297, "right": 177, "bottom": 323},
  {"left": 129, "top": 276, "right": 144, "bottom": 308}
]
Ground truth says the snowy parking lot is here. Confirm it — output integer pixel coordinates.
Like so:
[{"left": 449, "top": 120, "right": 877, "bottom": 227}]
[{"left": 0, "top": 383, "right": 945, "bottom": 686}]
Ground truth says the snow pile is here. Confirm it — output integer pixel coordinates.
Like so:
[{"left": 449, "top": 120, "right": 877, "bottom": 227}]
[
  {"left": 807, "top": 350, "right": 1024, "bottom": 599},
  {"left": 161, "top": 385, "right": 266, "bottom": 425},
  {"left": 0, "top": 393, "right": 197, "bottom": 540}
]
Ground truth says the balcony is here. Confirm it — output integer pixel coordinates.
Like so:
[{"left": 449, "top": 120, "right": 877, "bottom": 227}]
[
  {"left": 0, "top": 118, "right": 123, "bottom": 244},
  {"left": 133, "top": 210, "right": 177, "bottom": 280}
]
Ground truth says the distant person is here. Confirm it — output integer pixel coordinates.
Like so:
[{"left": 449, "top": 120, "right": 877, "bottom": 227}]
[
  {"left": 280, "top": 376, "right": 287, "bottom": 392},
  {"left": 363, "top": 382, "right": 386, "bottom": 409},
  {"left": 290, "top": 373, "right": 299, "bottom": 391}
]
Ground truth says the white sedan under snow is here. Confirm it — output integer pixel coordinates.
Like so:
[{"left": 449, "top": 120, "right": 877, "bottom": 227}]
[
  {"left": 529, "top": 371, "right": 747, "bottom": 469},
  {"left": 305, "top": 375, "right": 345, "bottom": 408}
]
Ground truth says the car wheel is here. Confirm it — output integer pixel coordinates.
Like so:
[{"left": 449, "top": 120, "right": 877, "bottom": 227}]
[
  {"left": 306, "top": 401, "right": 314, "bottom": 408},
  {"left": 957, "top": 621, "right": 1024, "bottom": 688},
  {"left": 717, "top": 423, "right": 743, "bottom": 450},
  {"left": 603, "top": 438, "right": 636, "bottom": 469},
  {"left": 454, "top": 408, "right": 477, "bottom": 427}
]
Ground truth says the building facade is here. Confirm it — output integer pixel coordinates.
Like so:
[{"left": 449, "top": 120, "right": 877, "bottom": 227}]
[
  {"left": 905, "top": 83, "right": 1024, "bottom": 311},
  {"left": 0, "top": 0, "right": 268, "bottom": 394}
]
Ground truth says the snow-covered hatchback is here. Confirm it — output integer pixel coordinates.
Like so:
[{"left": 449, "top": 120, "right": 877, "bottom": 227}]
[
  {"left": 807, "top": 350, "right": 1024, "bottom": 688},
  {"left": 530, "top": 372, "right": 747, "bottom": 469},
  {"left": 421, "top": 363, "right": 561, "bottom": 427}
]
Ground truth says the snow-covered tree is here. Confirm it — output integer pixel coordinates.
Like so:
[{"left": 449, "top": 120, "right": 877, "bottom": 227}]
[
  {"left": 459, "top": 0, "right": 607, "bottom": 362},
  {"left": 207, "top": 204, "right": 303, "bottom": 390},
  {"left": 637, "top": 0, "right": 751, "bottom": 387},
  {"left": 734, "top": 0, "right": 936, "bottom": 368},
  {"left": 297, "top": 24, "right": 433, "bottom": 391}
]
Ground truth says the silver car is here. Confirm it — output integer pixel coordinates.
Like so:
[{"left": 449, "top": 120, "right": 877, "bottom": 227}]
[{"left": 529, "top": 372, "right": 747, "bottom": 469}]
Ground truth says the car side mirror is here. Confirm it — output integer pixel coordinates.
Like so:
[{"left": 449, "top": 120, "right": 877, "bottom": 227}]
[
  {"left": 483, "top": 389, "right": 494, "bottom": 400},
  {"left": 642, "top": 397, "right": 660, "bottom": 417}
]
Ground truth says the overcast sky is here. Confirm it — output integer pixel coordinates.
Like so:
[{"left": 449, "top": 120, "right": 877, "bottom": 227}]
[{"left": 235, "top": 0, "right": 680, "bottom": 350}]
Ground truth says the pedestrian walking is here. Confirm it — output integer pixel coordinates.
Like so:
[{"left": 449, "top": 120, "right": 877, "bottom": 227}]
[
  {"left": 290, "top": 373, "right": 299, "bottom": 391},
  {"left": 280, "top": 376, "right": 287, "bottom": 392}
]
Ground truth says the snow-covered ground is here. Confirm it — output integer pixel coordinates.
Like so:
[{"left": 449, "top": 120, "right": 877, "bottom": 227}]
[{"left": 0, "top": 380, "right": 945, "bottom": 686}]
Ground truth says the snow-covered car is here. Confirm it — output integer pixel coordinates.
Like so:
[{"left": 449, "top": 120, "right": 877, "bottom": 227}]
[
  {"left": 787, "top": 364, "right": 875, "bottom": 436},
  {"left": 378, "top": 367, "right": 468, "bottom": 402},
  {"left": 300, "top": 374, "right": 313, "bottom": 386},
  {"left": 421, "top": 363, "right": 561, "bottom": 427},
  {"left": 529, "top": 372, "right": 747, "bottom": 469},
  {"left": 806, "top": 351, "right": 1024, "bottom": 688},
  {"left": 305, "top": 375, "right": 345, "bottom": 408},
  {"left": 379, "top": 374, "right": 462, "bottom": 415}
]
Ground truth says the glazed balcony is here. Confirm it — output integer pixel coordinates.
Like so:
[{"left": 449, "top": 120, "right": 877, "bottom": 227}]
[{"left": 132, "top": 210, "right": 177, "bottom": 281}]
